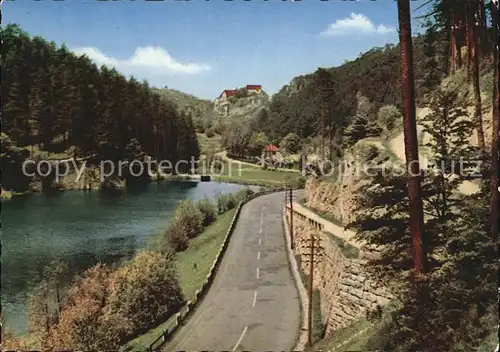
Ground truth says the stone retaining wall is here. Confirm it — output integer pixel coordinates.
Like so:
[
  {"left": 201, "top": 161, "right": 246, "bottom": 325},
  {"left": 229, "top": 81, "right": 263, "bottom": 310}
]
[{"left": 289, "top": 214, "right": 391, "bottom": 337}]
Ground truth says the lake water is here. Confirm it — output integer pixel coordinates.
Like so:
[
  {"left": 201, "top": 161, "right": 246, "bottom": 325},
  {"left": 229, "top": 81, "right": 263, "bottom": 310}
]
[{"left": 1, "top": 181, "right": 254, "bottom": 335}]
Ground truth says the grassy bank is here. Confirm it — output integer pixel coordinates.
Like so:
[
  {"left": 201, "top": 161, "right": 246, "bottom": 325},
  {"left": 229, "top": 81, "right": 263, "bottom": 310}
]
[
  {"left": 296, "top": 256, "right": 324, "bottom": 344},
  {"left": 214, "top": 162, "right": 303, "bottom": 188},
  {"left": 197, "top": 133, "right": 223, "bottom": 155},
  {"left": 308, "top": 301, "right": 497, "bottom": 352},
  {"left": 123, "top": 209, "right": 236, "bottom": 351},
  {"left": 307, "top": 301, "right": 400, "bottom": 352},
  {"left": 309, "top": 317, "right": 374, "bottom": 351}
]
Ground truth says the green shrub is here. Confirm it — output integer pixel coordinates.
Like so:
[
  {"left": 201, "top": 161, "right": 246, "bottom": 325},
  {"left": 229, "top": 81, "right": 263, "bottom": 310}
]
[
  {"left": 172, "top": 200, "right": 204, "bottom": 238},
  {"left": 361, "top": 144, "right": 380, "bottom": 162},
  {"left": 297, "top": 176, "right": 307, "bottom": 189},
  {"left": 205, "top": 128, "right": 215, "bottom": 138},
  {"left": 166, "top": 221, "right": 189, "bottom": 252},
  {"left": 280, "top": 132, "right": 302, "bottom": 154},
  {"left": 442, "top": 69, "right": 470, "bottom": 102},
  {"left": 225, "top": 193, "right": 237, "bottom": 210},
  {"left": 215, "top": 188, "right": 253, "bottom": 214},
  {"left": 197, "top": 197, "right": 218, "bottom": 226},
  {"left": 216, "top": 193, "right": 237, "bottom": 213},
  {"left": 377, "top": 105, "right": 402, "bottom": 133},
  {"left": 235, "top": 187, "right": 254, "bottom": 202},
  {"left": 216, "top": 193, "right": 229, "bottom": 214},
  {"left": 480, "top": 71, "right": 494, "bottom": 106},
  {"left": 107, "top": 251, "right": 184, "bottom": 336}
]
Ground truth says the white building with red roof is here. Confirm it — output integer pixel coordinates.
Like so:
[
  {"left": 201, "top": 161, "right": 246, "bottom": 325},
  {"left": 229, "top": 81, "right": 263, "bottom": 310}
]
[{"left": 246, "top": 85, "right": 262, "bottom": 93}]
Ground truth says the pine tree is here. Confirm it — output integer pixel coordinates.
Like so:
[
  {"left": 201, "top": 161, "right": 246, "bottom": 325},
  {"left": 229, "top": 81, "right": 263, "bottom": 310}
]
[
  {"left": 420, "top": 21, "right": 443, "bottom": 101},
  {"left": 29, "top": 68, "right": 53, "bottom": 149},
  {"left": 352, "top": 85, "right": 495, "bottom": 351}
]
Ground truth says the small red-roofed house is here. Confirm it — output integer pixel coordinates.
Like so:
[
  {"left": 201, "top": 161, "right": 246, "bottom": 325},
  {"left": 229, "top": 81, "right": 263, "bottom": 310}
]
[
  {"left": 263, "top": 144, "right": 279, "bottom": 158},
  {"left": 219, "top": 89, "right": 237, "bottom": 100}
]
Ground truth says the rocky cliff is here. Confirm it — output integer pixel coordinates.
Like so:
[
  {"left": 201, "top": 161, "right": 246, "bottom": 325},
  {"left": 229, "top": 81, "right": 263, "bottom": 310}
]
[{"left": 303, "top": 140, "right": 390, "bottom": 224}]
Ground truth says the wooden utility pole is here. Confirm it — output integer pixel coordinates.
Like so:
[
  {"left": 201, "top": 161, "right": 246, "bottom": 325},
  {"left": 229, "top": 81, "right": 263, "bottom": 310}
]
[
  {"left": 397, "top": 0, "right": 428, "bottom": 275},
  {"left": 284, "top": 181, "right": 288, "bottom": 208},
  {"left": 321, "top": 106, "right": 325, "bottom": 160},
  {"left": 328, "top": 113, "right": 333, "bottom": 161},
  {"left": 289, "top": 186, "right": 294, "bottom": 249},
  {"left": 307, "top": 233, "right": 315, "bottom": 347},
  {"left": 303, "top": 233, "right": 323, "bottom": 347}
]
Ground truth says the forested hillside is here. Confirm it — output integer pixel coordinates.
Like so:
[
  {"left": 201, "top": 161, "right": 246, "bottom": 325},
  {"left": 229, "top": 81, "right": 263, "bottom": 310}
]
[
  {"left": 256, "top": 23, "right": 492, "bottom": 156},
  {"left": 155, "top": 87, "right": 215, "bottom": 133},
  {"left": 257, "top": 35, "right": 449, "bottom": 145},
  {"left": 2, "top": 24, "right": 199, "bottom": 193}
]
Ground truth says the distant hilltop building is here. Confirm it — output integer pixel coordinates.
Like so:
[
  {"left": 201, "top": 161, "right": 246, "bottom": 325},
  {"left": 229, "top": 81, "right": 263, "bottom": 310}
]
[
  {"left": 246, "top": 84, "right": 262, "bottom": 93},
  {"left": 214, "top": 84, "right": 264, "bottom": 116},
  {"left": 216, "top": 85, "right": 263, "bottom": 102},
  {"left": 218, "top": 89, "right": 237, "bottom": 100}
]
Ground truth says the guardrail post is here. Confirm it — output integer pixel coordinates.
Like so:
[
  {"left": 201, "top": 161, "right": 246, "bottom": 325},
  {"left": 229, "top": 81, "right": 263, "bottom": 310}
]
[
  {"left": 284, "top": 181, "right": 288, "bottom": 209},
  {"left": 289, "top": 186, "right": 294, "bottom": 249}
]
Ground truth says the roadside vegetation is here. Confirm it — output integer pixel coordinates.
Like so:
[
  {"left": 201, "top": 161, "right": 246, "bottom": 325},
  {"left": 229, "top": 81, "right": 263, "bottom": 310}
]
[
  {"left": 123, "top": 208, "right": 237, "bottom": 351},
  {"left": 214, "top": 161, "right": 305, "bottom": 188},
  {"left": 297, "top": 269, "right": 324, "bottom": 345}
]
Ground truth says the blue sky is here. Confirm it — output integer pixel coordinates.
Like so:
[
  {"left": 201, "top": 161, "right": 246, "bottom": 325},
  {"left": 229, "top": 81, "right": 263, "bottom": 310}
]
[{"left": 5, "top": 0, "right": 430, "bottom": 100}]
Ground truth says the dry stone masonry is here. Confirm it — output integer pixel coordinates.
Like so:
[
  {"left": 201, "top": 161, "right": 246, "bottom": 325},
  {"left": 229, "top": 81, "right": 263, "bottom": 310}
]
[{"left": 290, "top": 215, "right": 391, "bottom": 337}]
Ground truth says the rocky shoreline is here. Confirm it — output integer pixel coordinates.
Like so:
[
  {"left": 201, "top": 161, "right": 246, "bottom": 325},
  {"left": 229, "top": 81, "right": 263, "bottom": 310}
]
[{"left": 1, "top": 174, "right": 202, "bottom": 200}]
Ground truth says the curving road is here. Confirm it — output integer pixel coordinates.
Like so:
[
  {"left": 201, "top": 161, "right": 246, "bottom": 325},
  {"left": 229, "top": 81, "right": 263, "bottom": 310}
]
[{"left": 164, "top": 192, "right": 301, "bottom": 352}]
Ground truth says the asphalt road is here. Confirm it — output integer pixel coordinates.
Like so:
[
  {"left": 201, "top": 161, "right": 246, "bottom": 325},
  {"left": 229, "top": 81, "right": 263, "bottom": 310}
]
[{"left": 164, "top": 192, "right": 301, "bottom": 352}]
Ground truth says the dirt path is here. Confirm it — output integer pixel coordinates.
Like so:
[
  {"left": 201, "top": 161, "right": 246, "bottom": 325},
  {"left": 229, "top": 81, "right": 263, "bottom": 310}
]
[
  {"left": 216, "top": 151, "right": 300, "bottom": 173},
  {"left": 386, "top": 107, "right": 480, "bottom": 195}
]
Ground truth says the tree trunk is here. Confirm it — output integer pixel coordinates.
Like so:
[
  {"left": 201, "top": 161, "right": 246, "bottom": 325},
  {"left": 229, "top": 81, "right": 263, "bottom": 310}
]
[
  {"left": 457, "top": 42, "right": 463, "bottom": 69},
  {"left": 466, "top": 10, "right": 472, "bottom": 82},
  {"left": 450, "top": 7, "right": 457, "bottom": 74},
  {"left": 479, "top": 0, "right": 487, "bottom": 57},
  {"left": 398, "top": 0, "right": 428, "bottom": 275},
  {"left": 456, "top": 4, "right": 464, "bottom": 69},
  {"left": 469, "top": 2, "right": 486, "bottom": 149},
  {"left": 490, "top": 1, "right": 499, "bottom": 240}
]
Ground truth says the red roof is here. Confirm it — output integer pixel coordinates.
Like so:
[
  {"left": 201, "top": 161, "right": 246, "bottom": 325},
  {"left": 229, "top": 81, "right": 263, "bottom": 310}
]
[
  {"left": 264, "top": 144, "right": 279, "bottom": 152},
  {"left": 219, "top": 89, "right": 237, "bottom": 98},
  {"left": 246, "top": 85, "right": 262, "bottom": 90}
]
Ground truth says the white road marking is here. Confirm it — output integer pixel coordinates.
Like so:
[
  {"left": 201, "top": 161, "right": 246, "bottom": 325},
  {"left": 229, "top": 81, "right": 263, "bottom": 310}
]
[
  {"left": 259, "top": 238, "right": 262, "bottom": 246},
  {"left": 252, "top": 291, "right": 258, "bottom": 307},
  {"left": 257, "top": 251, "right": 261, "bottom": 260},
  {"left": 232, "top": 326, "right": 248, "bottom": 351},
  {"left": 260, "top": 217, "right": 263, "bottom": 225},
  {"left": 256, "top": 267, "right": 260, "bottom": 279},
  {"left": 259, "top": 227, "right": 263, "bottom": 234}
]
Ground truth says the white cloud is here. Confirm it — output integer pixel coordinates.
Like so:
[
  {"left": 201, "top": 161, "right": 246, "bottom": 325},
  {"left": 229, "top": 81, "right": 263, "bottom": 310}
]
[
  {"left": 71, "top": 46, "right": 211, "bottom": 75},
  {"left": 321, "top": 13, "right": 395, "bottom": 37}
]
